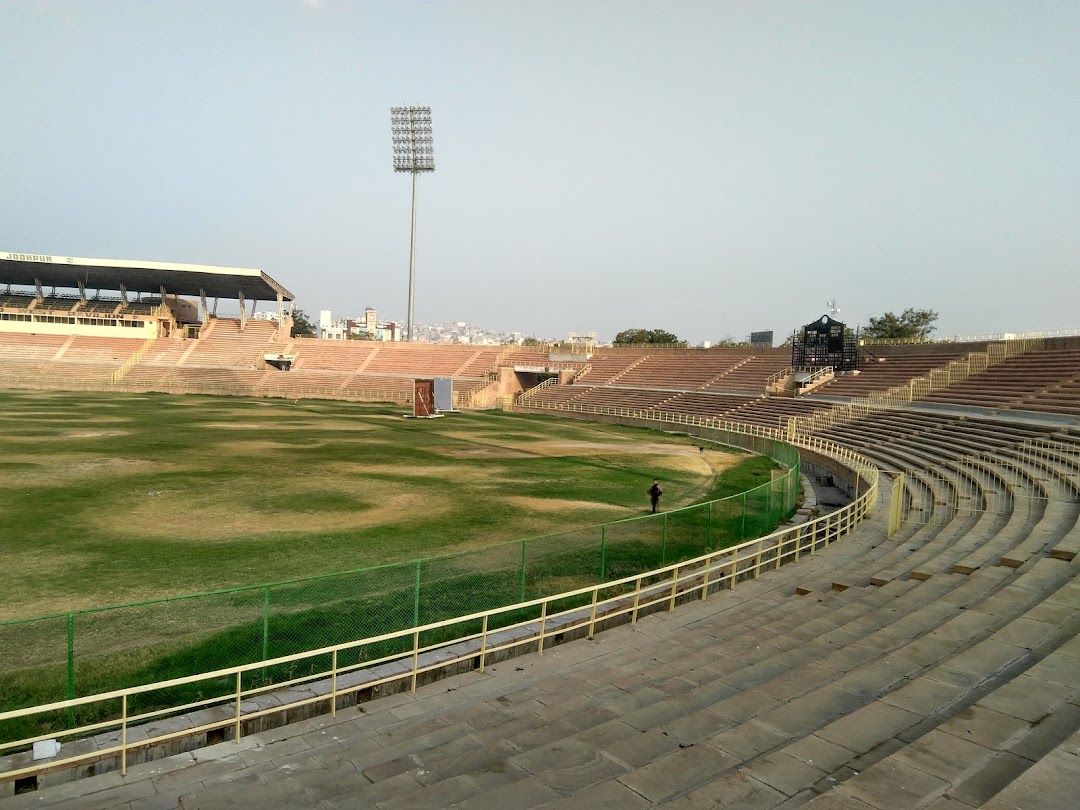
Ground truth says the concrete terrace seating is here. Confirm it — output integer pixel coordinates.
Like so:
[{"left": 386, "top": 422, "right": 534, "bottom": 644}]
[
  {"left": 57, "top": 336, "right": 143, "bottom": 364},
  {"left": 181, "top": 318, "right": 280, "bottom": 368},
  {"left": 613, "top": 351, "right": 751, "bottom": 389},
  {"left": 523, "top": 385, "right": 593, "bottom": 408},
  {"left": 701, "top": 353, "right": 793, "bottom": 393},
  {"left": 813, "top": 353, "right": 966, "bottom": 399},
  {"left": 923, "top": 349, "right": 1080, "bottom": 416},
  {"left": 291, "top": 340, "right": 378, "bottom": 372},
  {"left": 0, "top": 292, "right": 36, "bottom": 309},
  {"left": 455, "top": 348, "right": 504, "bottom": 378},
  {"left": 121, "top": 300, "right": 161, "bottom": 316},
  {"left": 77, "top": 299, "right": 124, "bottom": 315},
  {"left": 575, "top": 353, "right": 650, "bottom": 384},
  {"left": 362, "top": 344, "right": 488, "bottom": 378},
  {"left": 0, "top": 332, "right": 69, "bottom": 362},
  {"left": 728, "top": 397, "right": 834, "bottom": 431}
]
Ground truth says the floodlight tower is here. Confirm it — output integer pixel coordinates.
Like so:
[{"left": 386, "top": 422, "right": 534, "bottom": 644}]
[{"left": 390, "top": 105, "right": 435, "bottom": 342}]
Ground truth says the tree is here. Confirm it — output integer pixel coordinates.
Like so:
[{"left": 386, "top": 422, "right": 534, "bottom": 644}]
[
  {"left": 613, "top": 328, "right": 685, "bottom": 346},
  {"left": 290, "top": 308, "right": 317, "bottom": 338},
  {"left": 863, "top": 309, "right": 939, "bottom": 340}
]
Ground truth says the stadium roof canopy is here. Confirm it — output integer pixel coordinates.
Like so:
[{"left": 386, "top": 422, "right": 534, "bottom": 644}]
[{"left": 0, "top": 251, "right": 294, "bottom": 301}]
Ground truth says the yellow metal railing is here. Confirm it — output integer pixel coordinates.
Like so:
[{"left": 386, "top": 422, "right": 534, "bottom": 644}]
[
  {"left": 0, "top": 424, "right": 876, "bottom": 783},
  {"left": 110, "top": 336, "right": 156, "bottom": 384},
  {"left": 518, "top": 376, "right": 557, "bottom": 402},
  {"left": 860, "top": 327, "right": 1080, "bottom": 346},
  {"left": 765, "top": 366, "right": 794, "bottom": 389}
]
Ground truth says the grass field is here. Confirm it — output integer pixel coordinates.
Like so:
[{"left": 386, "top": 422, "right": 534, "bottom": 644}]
[
  {"left": 0, "top": 389, "right": 792, "bottom": 739},
  {"left": 0, "top": 389, "right": 779, "bottom": 620}
]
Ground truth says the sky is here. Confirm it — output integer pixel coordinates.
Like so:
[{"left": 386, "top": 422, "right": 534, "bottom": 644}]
[{"left": 1, "top": 0, "right": 1077, "bottom": 344}]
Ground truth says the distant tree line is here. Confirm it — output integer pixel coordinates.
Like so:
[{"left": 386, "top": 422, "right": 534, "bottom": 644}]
[{"left": 613, "top": 328, "right": 685, "bottom": 346}]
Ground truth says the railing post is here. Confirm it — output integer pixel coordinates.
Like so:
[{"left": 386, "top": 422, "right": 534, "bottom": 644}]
[
  {"left": 331, "top": 649, "right": 338, "bottom": 718},
  {"left": 537, "top": 600, "right": 548, "bottom": 654},
  {"left": 66, "top": 613, "right": 75, "bottom": 729},
  {"left": 411, "top": 629, "right": 420, "bottom": 693},
  {"left": 700, "top": 556, "right": 711, "bottom": 601},
  {"left": 669, "top": 565, "right": 679, "bottom": 611},
  {"left": 234, "top": 671, "right": 242, "bottom": 742},
  {"left": 121, "top": 693, "right": 128, "bottom": 776},
  {"left": 479, "top": 615, "right": 489, "bottom": 673},
  {"left": 588, "top": 589, "right": 599, "bottom": 639},
  {"left": 632, "top": 576, "right": 642, "bottom": 624}
]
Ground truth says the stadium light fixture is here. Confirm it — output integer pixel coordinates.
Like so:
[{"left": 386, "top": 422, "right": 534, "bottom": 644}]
[{"left": 390, "top": 105, "right": 435, "bottom": 342}]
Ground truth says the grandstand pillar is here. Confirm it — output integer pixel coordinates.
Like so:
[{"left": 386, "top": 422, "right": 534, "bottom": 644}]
[
  {"left": 276, "top": 293, "right": 284, "bottom": 325},
  {"left": 238, "top": 291, "right": 247, "bottom": 330},
  {"left": 34, "top": 277, "right": 43, "bottom": 302},
  {"left": 78, "top": 280, "right": 87, "bottom": 303},
  {"left": 199, "top": 289, "right": 209, "bottom": 325}
]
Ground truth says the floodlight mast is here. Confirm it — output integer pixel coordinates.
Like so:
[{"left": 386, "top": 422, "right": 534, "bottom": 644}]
[{"left": 390, "top": 105, "right": 435, "bottom": 342}]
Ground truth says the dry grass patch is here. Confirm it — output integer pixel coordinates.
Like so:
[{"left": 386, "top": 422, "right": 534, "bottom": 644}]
[
  {"left": 0, "top": 455, "right": 184, "bottom": 485},
  {"left": 90, "top": 487, "right": 454, "bottom": 541},
  {"left": 501, "top": 496, "right": 629, "bottom": 514}
]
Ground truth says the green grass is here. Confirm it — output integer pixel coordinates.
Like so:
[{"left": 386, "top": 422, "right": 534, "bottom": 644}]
[
  {"left": 0, "top": 389, "right": 798, "bottom": 743},
  {"left": 0, "top": 391, "right": 749, "bottom": 616}
]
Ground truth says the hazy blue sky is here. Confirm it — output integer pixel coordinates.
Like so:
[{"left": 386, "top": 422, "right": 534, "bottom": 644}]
[{"left": 2, "top": 0, "right": 1077, "bottom": 343}]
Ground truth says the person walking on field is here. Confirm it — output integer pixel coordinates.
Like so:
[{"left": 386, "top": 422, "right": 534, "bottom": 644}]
[{"left": 647, "top": 479, "right": 663, "bottom": 514}]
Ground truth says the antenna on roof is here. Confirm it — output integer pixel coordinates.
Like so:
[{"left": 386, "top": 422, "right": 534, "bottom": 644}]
[{"left": 826, "top": 299, "right": 841, "bottom": 318}]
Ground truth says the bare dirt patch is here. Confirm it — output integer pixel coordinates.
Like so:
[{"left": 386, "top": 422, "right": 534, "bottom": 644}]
[
  {"left": 443, "top": 447, "right": 535, "bottom": 459},
  {"left": 201, "top": 423, "right": 271, "bottom": 430},
  {"left": 91, "top": 487, "right": 454, "bottom": 541},
  {"left": 501, "top": 495, "right": 628, "bottom": 514},
  {"left": 0, "top": 455, "right": 181, "bottom": 484}
]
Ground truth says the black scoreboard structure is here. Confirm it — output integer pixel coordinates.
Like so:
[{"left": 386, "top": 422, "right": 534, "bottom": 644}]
[
  {"left": 791, "top": 315, "right": 860, "bottom": 372},
  {"left": 749, "top": 330, "right": 774, "bottom": 349}
]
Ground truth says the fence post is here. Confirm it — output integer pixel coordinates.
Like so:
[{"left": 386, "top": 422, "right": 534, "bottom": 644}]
[
  {"left": 661, "top": 514, "right": 668, "bottom": 565},
  {"left": 740, "top": 491, "right": 748, "bottom": 539},
  {"left": 707, "top": 501, "right": 713, "bottom": 548},
  {"left": 66, "top": 613, "right": 75, "bottom": 729},
  {"left": 262, "top": 587, "right": 270, "bottom": 662},
  {"left": 519, "top": 539, "right": 527, "bottom": 603},
  {"left": 599, "top": 525, "right": 607, "bottom": 582},
  {"left": 413, "top": 560, "right": 422, "bottom": 628}
]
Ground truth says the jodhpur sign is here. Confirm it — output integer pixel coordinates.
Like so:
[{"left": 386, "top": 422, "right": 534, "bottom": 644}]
[{"left": 2, "top": 253, "right": 74, "bottom": 264}]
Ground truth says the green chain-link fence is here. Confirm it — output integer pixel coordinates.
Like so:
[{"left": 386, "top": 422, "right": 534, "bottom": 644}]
[{"left": 1, "top": 432, "right": 799, "bottom": 743}]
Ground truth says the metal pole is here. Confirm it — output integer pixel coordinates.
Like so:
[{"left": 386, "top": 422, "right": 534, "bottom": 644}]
[{"left": 407, "top": 169, "right": 418, "bottom": 342}]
